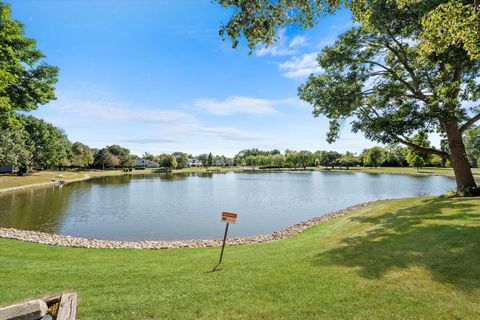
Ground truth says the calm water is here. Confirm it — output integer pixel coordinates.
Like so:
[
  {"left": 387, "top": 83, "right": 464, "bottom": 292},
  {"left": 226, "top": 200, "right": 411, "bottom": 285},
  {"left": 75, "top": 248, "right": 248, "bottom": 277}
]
[{"left": 0, "top": 172, "right": 454, "bottom": 241}]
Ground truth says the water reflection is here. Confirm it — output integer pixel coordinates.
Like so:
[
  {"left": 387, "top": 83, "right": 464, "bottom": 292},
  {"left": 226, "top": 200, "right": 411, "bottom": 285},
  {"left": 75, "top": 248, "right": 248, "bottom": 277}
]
[{"left": 0, "top": 184, "right": 78, "bottom": 232}]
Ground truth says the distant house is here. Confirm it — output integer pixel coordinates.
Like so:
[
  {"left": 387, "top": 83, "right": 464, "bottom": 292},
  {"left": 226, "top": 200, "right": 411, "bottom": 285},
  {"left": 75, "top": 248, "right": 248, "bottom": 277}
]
[
  {"left": 0, "top": 165, "right": 16, "bottom": 174},
  {"left": 188, "top": 158, "right": 203, "bottom": 167},
  {"left": 134, "top": 157, "right": 159, "bottom": 168}
]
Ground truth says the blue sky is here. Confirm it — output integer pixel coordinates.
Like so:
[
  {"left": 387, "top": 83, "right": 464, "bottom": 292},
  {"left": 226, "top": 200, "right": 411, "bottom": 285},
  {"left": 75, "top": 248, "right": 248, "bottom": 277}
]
[{"left": 10, "top": 0, "right": 378, "bottom": 156}]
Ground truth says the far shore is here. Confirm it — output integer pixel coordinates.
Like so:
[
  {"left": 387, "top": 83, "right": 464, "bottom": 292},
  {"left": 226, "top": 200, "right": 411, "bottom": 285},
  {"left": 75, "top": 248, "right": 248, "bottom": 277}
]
[{"left": 1, "top": 166, "right": 479, "bottom": 194}]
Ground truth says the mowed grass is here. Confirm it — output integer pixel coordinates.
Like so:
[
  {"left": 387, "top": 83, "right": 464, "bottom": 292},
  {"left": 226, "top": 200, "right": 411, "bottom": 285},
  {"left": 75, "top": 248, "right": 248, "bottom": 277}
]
[
  {"left": 1, "top": 197, "right": 480, "bottom": 319},
  {"left": 0, "top": 167, "right": 242, "bottom": 190},
  {"left": 315, "top": 166, "right": 480, "bottom": 177},
  {"left": 0, "top": 169, "right": 158, "bottom": 189}
]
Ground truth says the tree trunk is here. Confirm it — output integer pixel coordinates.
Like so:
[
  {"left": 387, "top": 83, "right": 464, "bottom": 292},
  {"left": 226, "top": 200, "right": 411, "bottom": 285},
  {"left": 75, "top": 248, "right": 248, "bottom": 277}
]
[{"left": 444, "top": 120, "right": 477, "bottom": 192}]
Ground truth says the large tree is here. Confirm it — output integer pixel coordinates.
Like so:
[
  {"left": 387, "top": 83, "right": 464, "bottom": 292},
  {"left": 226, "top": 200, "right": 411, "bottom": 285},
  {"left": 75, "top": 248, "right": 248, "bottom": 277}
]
[
  {"left": 217, "top": 0, "right": 480, "bottom": 192},
  {"left": 0, "top": 2, "right": 58, "bottom": 117},
  {"left": 72, "top": 142, "right": 94, "bottom": 168},
  {"left": 21, "top": 115, "right": 72, "bottom": 169},
  {"left": 0, "top": 120, "right": 31, "bottom": 168},
  {"left": 107, "top": 145, "right": 131, "bottom": 167}
]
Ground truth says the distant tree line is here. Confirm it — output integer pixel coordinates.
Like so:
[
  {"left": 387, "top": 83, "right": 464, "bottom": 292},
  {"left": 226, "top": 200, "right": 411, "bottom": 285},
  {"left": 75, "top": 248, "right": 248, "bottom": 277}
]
[{"left": 2, "top": 114, "right": 480, "bottom": 172}]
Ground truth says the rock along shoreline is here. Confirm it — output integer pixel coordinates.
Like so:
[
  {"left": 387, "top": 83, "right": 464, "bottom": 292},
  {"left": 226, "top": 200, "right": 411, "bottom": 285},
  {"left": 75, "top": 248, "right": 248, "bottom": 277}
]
[{"left": 0, "top": 202, "right": 372, "bottom": 250}]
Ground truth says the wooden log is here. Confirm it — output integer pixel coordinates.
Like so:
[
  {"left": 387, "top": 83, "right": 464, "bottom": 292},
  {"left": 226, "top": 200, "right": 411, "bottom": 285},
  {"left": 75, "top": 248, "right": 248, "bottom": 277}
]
[
  {"left": 56, "top": 293, "right": 77, "bottom": 320},
  {"left": 38, "top": 294, "right": 61, "bottom": 306},
  {"left": 0, "top": 299, "right": 47, "bottom": 320}
]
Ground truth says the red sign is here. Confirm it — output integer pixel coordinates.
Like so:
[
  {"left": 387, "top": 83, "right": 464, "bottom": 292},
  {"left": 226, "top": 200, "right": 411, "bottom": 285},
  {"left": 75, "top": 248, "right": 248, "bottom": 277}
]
[{"left": 221, "top": 211, "right": 237, "bottom": 224}]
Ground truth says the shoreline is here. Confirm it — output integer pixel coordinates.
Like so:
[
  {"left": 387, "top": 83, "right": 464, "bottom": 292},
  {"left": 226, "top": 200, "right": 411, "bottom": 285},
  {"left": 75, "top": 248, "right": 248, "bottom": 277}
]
[
  {"left": 0, "top": 175, "right": 93, "bottom": 194},
  {"left": 0, "top": 202, "right": 372, "bottom": 249},
  {"left": 0, "top": 167, "right": 463, "bottom": 195}
]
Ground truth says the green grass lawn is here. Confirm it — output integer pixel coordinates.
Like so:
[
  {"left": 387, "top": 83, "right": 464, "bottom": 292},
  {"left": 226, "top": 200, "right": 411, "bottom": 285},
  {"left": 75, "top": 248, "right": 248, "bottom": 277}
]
[
  {"left": 0, "top": 167, "right": 241, "bottom": 190},
  {"left": 1, "top": 196, "right": 480, "bottom": 319},
  {"left": 315, "top": 166, "right": 480, "bottom": 177}
]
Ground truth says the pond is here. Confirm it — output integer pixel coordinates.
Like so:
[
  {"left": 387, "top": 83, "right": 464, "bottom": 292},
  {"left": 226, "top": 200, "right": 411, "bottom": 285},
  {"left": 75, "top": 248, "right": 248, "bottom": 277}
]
[{"left": 0, "top": 171, "right": 454, "bottom": 241}]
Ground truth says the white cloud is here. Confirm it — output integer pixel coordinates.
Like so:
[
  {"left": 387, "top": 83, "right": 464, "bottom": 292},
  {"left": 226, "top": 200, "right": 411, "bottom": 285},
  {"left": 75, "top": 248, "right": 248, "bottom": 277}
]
[
  {"left": 279, "top": 52, "right": 323, "bottom": 79},
  {"left": 198, "top": 127, "right": 263, "bottom": 141},
  {"left": 195, "top": 96, "right": 279, "bottom": 116},
  {"left": 256, "top": 29, "right": 307, "bottom": 57},
  {"left": 53, "top": 100, "right": 197, "bottom": 125},
  {"left": 49, "top": 97, "right": 269, "bottom": 144},
  {"left": 289, "top": 35, "right": 308, "bottom": 49},
  {"left": 194, "top": 96, "right": 311, "bottom": 116},
  {"left": 118, "top": 137, "right": 178, "bottom": 144}
]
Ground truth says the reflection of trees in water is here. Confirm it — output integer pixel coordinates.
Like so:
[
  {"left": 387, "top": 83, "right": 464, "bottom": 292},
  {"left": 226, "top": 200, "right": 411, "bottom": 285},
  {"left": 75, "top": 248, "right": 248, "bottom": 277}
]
[
  {"left": 0, "top": 172, "right": 218, "bottom": 233},
  {"left": 158, "top": 172, "right": 213, "bottom": 181},
  {"left": 92, "top": 172, "right": 214, "bottom": 184},
  {"left": 0, "top": 185, "right": 76, "bottom": 233}
]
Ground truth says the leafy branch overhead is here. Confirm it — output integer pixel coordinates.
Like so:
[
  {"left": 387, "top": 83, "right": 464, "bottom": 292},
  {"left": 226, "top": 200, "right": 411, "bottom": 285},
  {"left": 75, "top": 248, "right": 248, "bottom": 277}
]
[
  {"left": 216, "top": 0, "right": 480, "bottom": 60},
  {"left": 0, "top": 2, "right": 58, "bottom": 116}
]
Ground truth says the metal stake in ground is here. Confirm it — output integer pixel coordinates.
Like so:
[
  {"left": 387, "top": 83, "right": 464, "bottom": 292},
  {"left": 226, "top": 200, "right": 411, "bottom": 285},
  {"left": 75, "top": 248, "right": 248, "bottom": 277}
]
[{"left": 212, "top": 211, "right": 237, "bottom": 272}]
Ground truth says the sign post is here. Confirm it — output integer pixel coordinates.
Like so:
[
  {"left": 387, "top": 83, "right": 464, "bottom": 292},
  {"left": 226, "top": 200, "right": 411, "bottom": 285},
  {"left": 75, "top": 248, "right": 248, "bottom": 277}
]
[{"left": 212, "top": 211, "right": 237, "bottom": 272}]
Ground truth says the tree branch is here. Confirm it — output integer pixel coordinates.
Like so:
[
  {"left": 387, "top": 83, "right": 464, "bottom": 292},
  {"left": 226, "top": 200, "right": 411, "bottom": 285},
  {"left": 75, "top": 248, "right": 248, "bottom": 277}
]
[
  {"left": 364, "top": 60, "right": 427, "bottom": 102},
  {"left": 382, "top": 41, "right": 430, "bottom": 102},
  {"left": 397, "top": 136, "right": 450, "bottom": 158},
  {"left": 459, "top": 112, "right": 480, "bottom": 132},
  {"left": 360, "top": 105, "right": 450, "bottom": 158}
]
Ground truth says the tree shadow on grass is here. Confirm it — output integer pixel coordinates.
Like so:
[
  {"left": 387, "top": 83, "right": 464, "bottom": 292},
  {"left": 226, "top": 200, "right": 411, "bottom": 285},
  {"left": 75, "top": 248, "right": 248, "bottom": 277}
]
[{"left": 313, "top": 197, "right": 480, "bottom": 291}]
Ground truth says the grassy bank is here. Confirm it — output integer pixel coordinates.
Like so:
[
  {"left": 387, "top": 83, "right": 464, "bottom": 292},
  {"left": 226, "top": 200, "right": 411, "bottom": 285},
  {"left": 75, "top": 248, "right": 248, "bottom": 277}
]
[
  {"left": 0, "top": 167, "right": 243, "bottom": 190},
  {"left": 1, "top": 196, "right": 479, "bottom": 319},
  {"left": 317, "top": 166, "right": 480, "bottom": 177}
]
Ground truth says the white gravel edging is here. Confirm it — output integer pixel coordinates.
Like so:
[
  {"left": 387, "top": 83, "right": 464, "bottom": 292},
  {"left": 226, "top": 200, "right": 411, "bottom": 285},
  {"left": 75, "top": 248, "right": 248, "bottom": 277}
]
[{"left": 0, "top": 202, "right": 373, "bottom": 249}]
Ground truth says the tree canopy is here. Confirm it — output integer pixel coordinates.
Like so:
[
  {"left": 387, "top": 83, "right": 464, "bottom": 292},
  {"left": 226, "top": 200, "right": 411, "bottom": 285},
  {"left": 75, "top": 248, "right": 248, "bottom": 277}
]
[
  {"left": 0, "top": 2, "right": 58, "bottom": 117},
  {"left": 217, "top": 0, "right": 480, "bottom": 192},
  {"left": 216, "top": 0, "right": 479, "bottom": 59}
]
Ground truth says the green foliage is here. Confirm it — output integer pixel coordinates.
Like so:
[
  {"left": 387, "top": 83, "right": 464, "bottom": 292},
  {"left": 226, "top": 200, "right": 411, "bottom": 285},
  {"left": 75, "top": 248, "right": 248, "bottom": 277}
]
[
  {"left": 155, "top": 153, "right": 170, "bottom": 168},
  {"left": 168, "top": 154, "right": 177, "bottom": 169},
  {"left": 316, "top": 150, "right": 341, "bottom": 168},
  {"left": 406, "top": 153, "right": 425, "bottom": 171},
  {"left": 0, "top": 3, "right": 58, "bottom": 116},
  {"left": 418, "top": 1, "right": 480, "bottom": 60},
  {"left": 172, "top": 152, "right": 189, "bottom": 169},
  {"left": 430, "top": 154, "right": 444, "bottom": 167},
  {"left": 72, "top": 142, "right": 93, "bottom": 168},
  {"left": 216, "top": 0, "right": 335, "bottom": 53},
  {"left": 298, "top": 25, "right": 478, "bottom": 151},
  {"left": 0, "top": 120, "right": 31, "bottom": 167},
  {"left": 363, "top": 147, "right": 385, "bottom": 167},
  {"left": 197, "top": 154, "right": 209, "bottom": 167},
  {"left": 383, "top": 146, "right": 407, "bottom": 167},
  {"left": 94, "top": 148, "right": 120, "bottom": 169},
  {"left": 143, "top": 152, "right": 155, "bottom": 161},
  {"left": 464, "top": 125, "right": 480, "bottom": 166},
  {"left": 107, "top": 145, "right": 131, "bottom": 167},
  {"left": 20, "top": 115, "right": 72, "bottom": 169},
  {"left": 339, "top": 151, "right": 360, "bottom": 169},
  {"left": 405, "top": 132, "right": 433, "bottom": 167},
  {"left": 207, "top": 153, "right": 213, "bottom": 167},
  {"left": 216, "top": 0, "right": 479, "bottom": 60}
]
